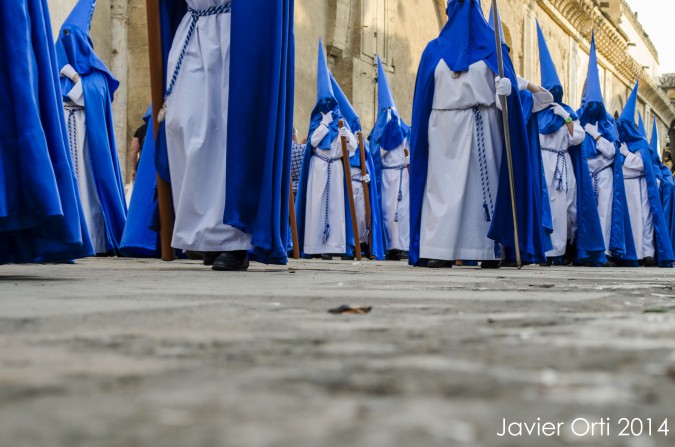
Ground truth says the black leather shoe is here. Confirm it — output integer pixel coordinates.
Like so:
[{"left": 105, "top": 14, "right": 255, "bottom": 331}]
[
  {"left": 385, "top": 250, "right": 403, "bottom": 261},
  {"left": 203, "top": 252, "right": 221, "bottom": 266},
  {"left": 643, "top": 256, "right": 658, "bottom": 267},
  {"left": 481, "top": 260, "right": 501, "bottom": 269},
  {"left": 427, "top": 259, "right": 451, "bottom": 269},
  {"left": 341, "top": 254, "right": 355, "bottom": 260},
  {"left": 321, "top": 254, "right": 333, "bottom": 261},
  {"left": 212, "top": 251, "right": 249, "bottom": 271}
]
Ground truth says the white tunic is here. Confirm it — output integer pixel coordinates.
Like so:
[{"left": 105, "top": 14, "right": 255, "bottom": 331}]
[
  {"left": 420, "top": 60, "right": 503, "bottom": 261},
  {"left": 303, "top": 124, "right": 357, "bottom": 254},
  {"left": 539, "top": 121, "right": 585, "bottom": 257},
  {"left": 351, "top": 173, "right": 368, "bottom": 244},
  {"left": 380, "top": 143, "right": 410, "bottom": 251},
  {"left": 622, "top": 145, "right": 655, "bottom": 259},
  {"left": 587, "top": 137, "right": 616, "bottom": 255},
  {"left": 165, "top": 0, "right": 251, "bottom": 252},
  {"left": 63, "top": 81, "right": 107, "bottom": 254}
]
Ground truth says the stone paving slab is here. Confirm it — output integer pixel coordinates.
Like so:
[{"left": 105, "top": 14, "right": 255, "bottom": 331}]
[{"left": 1, "top": 258, "right": 675, "bottom": 447}]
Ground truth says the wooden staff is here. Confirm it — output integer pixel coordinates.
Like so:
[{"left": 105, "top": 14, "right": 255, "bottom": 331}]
[
  {"left": 357, "top": 132, "right": 373, "bottom": 259},
  {"left": 338, "top": 120, "right": 362, "bottom": 261},
  {"left": 289, "top": 179, "right": 300, "bottom": 259},
  {"left": 146, "top": 0, "right": 176, "bottom": 261},
  {"left": 404, "top": 148, "right": 410, "bottom": 174}
]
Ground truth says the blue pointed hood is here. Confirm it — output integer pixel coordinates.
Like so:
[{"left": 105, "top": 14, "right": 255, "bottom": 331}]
[
  {"left": 581, "top": 33, "right": 604, "bottom": 108},
  {"left": 651, "top": 118, "right": 661, "bottom": 161},
  {"left": 330, "top": 73, "right": 360, "bottom": 133},
  {"left": 377, "top": 56, "right": 397, "bottom": 112},
  {"left": 620, "top": 82, "right": 639, "bottom": 125},
  {"left": 638, "top": 113, "right": 647, "bottom": 138},
  {"left": 55, "top": 0, "right": 118, "bottom": 94},
  {"left": 537, "top": 21, "right": 563, "bottom": 102},
  {"left": 316, "top": 39, "right": 335, "bottom": 103}
]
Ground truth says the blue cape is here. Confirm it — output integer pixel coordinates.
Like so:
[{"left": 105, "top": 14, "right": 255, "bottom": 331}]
[
  {"left": 55, "top": 0, "right": 127, "bottom": 254},
  {"left": 330, "top": 74, "right": 385, "bottom": 259},
  {"left": 659, "top": 167, "right": 675, "bottom": 255},
  {"left": 120, "top": 106, "right": 160, "bottom": 257},
  {"left": 409, "top": 0, "right": 548, "bottom": 265},
  {"left": 0, "top": 0, "right": 93, "bottom": 263},
  {"left": 617, "top": 88, "right": 675, "bottom": 265}
]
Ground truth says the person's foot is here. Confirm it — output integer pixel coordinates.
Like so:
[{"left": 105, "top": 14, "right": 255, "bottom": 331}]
[
  {"left": 212, "top": 251, "right": 249, "bottom": 271},
  {"left": 385, "top": 250, "right": 403, "bottom": 261},
  {"left": 643, "top": 256, "right": 658, "bottom": 267},
  {"left": 203, "top": 252, "right": 221, "bottom": 266},
  {"left": 341, "top": 254, "right": 355, "bottom": 261},
  {"left": 321, "top": 254, "right": 333, "bottom": 261},
  {"left": 427, "top": 259, "right": 451, "bottom": 268},
  {"left": 480, "top": 260, "right": 501, "bottom": 269}
]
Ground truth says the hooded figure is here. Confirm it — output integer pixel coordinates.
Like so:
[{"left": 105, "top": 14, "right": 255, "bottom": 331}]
[
  {"left": 617, "top": 82, "right": 674, "bottom": 266},
  {"left": 158, "top": 0, "right": 295, "bottom": 270},
  {"left": 0, "top": 0, "right": 93, "bottom": 263},
  {"left": 119, "top": 106, "right": 160, "bottom": 257},
  {"left": 295, "top": 40, "right": 358, "bottom": 258},
  {"left": 55, "top": 0, "right": 127, "bottom": 255},
  {"left": 409, "top": 0, "right": 549, "bottom": 268},
  {"left": 651, "top": 119, "right": 675, "bottom": 255},
  {"left": 330, "top": 74, "right": 386, "bottom": 260},
  {"left": 537, "top": 22, "right": 605, "bottom": 265},
  {"left": 577, "top": 34, "right": 634, "bottom": 264},
  {"left": 369, "top": 56, "right": 411, "bottom": 260}
]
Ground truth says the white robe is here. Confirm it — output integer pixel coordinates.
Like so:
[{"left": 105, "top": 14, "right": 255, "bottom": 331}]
[
  {"left": 420, "top": 60, "right": 503, "bottom": 261},
  {"left": 539, "top": 121, "right": 585, "bottom": 257},
  {"left": 622, "top": 145, "right": 655, "bottom": 259},
  {"left": 165, "top": 0, "right": 251, "bottom": 252},
  {"left": 351, "top": 173, "right": 368, "bottom": 244},
  {"left": 587, "top": 137, "right": 616, "bottom": 255},
  {"left": 303, "top": 125, "right": 357, "bottom": 254},
  {"left": 63, "top": 81, "right": 107, "bottom": 254},
  {"left": 380, "top": 143, "right": 410, "bottom": 251}
]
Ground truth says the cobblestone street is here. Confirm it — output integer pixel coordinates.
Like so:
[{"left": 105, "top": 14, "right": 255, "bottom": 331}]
[{"left": 1, "top": 258, "right": 675, "bottom": 447}]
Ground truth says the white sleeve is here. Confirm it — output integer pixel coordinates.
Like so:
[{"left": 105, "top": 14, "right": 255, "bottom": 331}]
[
  {"left": 66, "top": 80, "right": 85, "bottom": 106},
  {"left": 532, "top": 91, "right": 554, "bottom": 113},
  {"left": 310, "top": 125, "right": 330, "bottom": 148},
  {"left": 595, "top": 137, "right": 616, "bottom": 160},
  {"left": 568, "top": 121, "right": 586, "bottom": 146},
  {"left": 622, "top": 147, "right": 644, "bottom": 172}
]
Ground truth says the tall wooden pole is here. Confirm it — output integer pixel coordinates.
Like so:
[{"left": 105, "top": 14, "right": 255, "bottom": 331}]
[
  {"left": 339, "top": 120, "right": 362, "bottom": 261},
  {"left": 357, "top": 132, "right": 372, "bottom": 259},
  {"left": 146, "top": 0, "right": 176, "bottom": 261},
  {"left": 491, "top": 0, "right": 521, "bottom": 269}
]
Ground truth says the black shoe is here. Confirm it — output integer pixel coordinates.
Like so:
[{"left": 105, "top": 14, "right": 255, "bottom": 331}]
[
  {"left": 427, "top": 259, "right": 451, "bottom": 269},
  {"left": 385, "top": 250, "right": 403, "bottom": 261},
  {"left": 203, "top": 252, "right": 221, "bottom": 266},
  {"left": 643, "top": 257, "right": 658, "bottom": 267},
  {"left": 341, "top": 254, "right": 355, "bottom": 261},
  {"left": 481, "top": 260, "right": 501, "bottom": 269},
  {"left": 212, "top": 251, "right": 249, "bottom": 271},
  {"left": 321, "top": 254, "right": 333, "bottom": 261}
]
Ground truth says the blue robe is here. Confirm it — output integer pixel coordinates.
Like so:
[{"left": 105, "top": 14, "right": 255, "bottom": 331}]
[
  {"left": 120, "top": 107, "right": 160, "bottom": 257},
  {"left": 55, "top": 0, "right": 128, "bottom": 254},
  {"left": 0, "top": 0, "right": 93, "bottom": 263},
  {"left": 409, "top": 0, "right": 548, "bottom": 265}
]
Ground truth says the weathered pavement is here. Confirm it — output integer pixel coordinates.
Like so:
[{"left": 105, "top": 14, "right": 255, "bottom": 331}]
[{"left": 1, "top": 258, "right": 675, "bottom": 447}]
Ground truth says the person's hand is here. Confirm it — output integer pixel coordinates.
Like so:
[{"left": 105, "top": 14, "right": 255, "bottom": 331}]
[
  {"left": 60, "top": 64, "right": 80, "bottom": 83},
  {"left": 495, "top": 76, "right": 512, "bottom": 97},
  {"left": 550, "top": 103, "right": 571, "bottom": 120},
  {"left": 361, "top": 174, "right": 371, "bottom": 184},
  {"left": 320, "top": 111, "right": 333, "bottom": 127},
  {"left": 584, "top": 123, "right": 601, "bottom": 141},
  {"left": 338, "top": 126, "right": 351, "bottom": 139}
]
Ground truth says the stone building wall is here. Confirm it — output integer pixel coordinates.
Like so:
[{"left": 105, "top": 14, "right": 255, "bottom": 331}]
[{"left": 46, "top": 0, "right": 675, "bottom": 178}]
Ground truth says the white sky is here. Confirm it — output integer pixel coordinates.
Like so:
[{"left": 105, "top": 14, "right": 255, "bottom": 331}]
[{"left": 626, "top": 0, "right": 675, "bottom": 73}]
